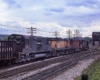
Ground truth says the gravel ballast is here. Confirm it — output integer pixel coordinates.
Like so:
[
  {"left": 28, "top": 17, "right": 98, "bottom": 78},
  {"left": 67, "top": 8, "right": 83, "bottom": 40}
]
[{"left": 50, "top": 54, "right": 100, "bottom": 80}]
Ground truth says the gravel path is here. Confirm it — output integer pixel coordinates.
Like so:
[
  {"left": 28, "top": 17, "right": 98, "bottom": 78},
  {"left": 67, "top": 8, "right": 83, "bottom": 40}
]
[{"left": 50, "top": 54, "right": 100, "bottom": 80}]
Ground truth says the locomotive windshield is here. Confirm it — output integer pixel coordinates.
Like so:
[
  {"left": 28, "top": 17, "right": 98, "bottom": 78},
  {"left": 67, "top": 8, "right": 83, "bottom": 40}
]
[
  {"left": 16, "top": 36, "right": 22, "bottom": 38},
  {"left": 8, "top": 34, "right": 24, "bottom": 43}
]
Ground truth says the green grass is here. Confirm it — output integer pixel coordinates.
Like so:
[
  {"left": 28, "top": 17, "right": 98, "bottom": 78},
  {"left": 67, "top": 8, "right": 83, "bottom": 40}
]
[{"left": 74, "top": 58, "right": 100, "bottom": 80}]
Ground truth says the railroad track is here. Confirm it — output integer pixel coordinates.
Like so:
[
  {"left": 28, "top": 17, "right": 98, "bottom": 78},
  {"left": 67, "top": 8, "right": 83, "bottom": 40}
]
[
  {"left": 22, "top": 49, "right": 100, "bottom": 80},
  {"left": 0, "top": 49, "right": 99, "bottom": 79},
  {"left": 0, "top": 52, "right": 81, "bottom": 78}
]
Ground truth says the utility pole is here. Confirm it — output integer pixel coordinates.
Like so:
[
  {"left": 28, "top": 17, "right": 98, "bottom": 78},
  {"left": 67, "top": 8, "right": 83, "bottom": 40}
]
[
  {"left": 53, "top": 31, "right": 59, "bottom": 51},
  {"left": 74, "top": 29, "right": 80, "bottom": 38},
  {"left": 66, "top": 29, "right": 72, "bottom": 40},
  {"left": 27, "top": 27, "right": 36, "bottom": 36},
  {"left": 66, "top": 29, "right": 72, "bottom": 47},
  {"left": 53, "top": 31, "right": 59, "bottom": 38}
]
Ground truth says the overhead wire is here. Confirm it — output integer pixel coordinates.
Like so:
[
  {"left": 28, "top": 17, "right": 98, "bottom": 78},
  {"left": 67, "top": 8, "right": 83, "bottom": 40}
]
[
  {"left": 0, "top": 24, "right": 27, "bottom": 29},
  {"left": 0, "top": 23, "right": 94, "bottom": 37},
  {"left": 0, "top": 24, "right": 27, "bottom": 35},
  {"left": 0, "top": 24, "right": 61, "bottom": 37}
]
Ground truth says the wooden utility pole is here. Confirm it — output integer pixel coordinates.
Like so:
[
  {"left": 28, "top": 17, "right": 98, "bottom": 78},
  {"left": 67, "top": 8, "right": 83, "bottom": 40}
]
[
  {"left": 53, "top": 31, "right": 59, "bottom": 38},
  {"left": 27, "top": 27, "right": 36, "bottom": 36},
  {"left": 74, "top": 29, "right": 80, "bottom": 37},
  {"left": 53, "top": 31, "right": 59, "bottom": 50},
  {"left": 66, "top": 29, "right": 72, "bottom": 40},
  {"left": 66, "top": 29, "right": 72, "bottom": 46}
]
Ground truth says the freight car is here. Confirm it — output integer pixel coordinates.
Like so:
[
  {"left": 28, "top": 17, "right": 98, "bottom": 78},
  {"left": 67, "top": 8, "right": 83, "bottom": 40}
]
[
  {"left": 0, "top": 34, "right": 89, "bottom": 64},
  {"left": 0, "top": 41, "right": 16, "bottom": 65}
]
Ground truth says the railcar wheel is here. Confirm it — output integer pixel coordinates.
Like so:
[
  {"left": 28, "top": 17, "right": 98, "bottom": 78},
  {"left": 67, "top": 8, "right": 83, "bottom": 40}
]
[
  {"left": 0, "top": 61, "right": 5, "bottom": 66},
  {"left": 46, "top": 53, "right": 49, "bottom": 58},
  {"left": 30, "top": 54, "right": 35, "bottom": 60},
  {"left": 51, "top": 51, "right": 54, "bottom": 57},
  {"left": 26, "top": 55, "right": 31, "bottom": 62},
  {"left": 57, "top": 52, "right": 60, "bottom": 56},
  {"left": 65, "top": 51, "right": 69, "bottom": 55},
  {"left": 7, "top": 60, "right": 12, "bottom": 66}
]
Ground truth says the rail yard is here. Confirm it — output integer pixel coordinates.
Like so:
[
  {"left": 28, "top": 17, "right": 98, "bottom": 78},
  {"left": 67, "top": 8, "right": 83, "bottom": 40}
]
[{"left": 1, "top": 0, "right": 100, "bottom": 79}]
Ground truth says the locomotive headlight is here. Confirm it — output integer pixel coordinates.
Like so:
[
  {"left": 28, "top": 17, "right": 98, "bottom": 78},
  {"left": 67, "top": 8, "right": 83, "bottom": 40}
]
[
  {"left": 37, "top": 42, "right": 42, "bottom": 44},
  {"left": 15, "top": 39, "right": 21, "bottom": 44}
]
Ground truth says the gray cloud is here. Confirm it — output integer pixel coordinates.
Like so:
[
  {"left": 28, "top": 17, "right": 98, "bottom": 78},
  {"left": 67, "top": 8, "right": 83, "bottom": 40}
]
[
  {"left": 48, "top": 7, "right": 65, "bottom": 12},
  {"left": 4, "top": 0, "right": 21, "bottom": 8},
  {"left": 66, "top": 0, "right": 98, "bottom": 7},
  {"left": 4, "top": 0, "right": 16, "bottom": 4}
]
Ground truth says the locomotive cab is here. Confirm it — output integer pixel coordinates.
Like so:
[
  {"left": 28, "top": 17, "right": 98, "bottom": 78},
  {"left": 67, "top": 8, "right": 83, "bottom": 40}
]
[{"left": 8, "top": 34, "right": 26, "bottom": 52}]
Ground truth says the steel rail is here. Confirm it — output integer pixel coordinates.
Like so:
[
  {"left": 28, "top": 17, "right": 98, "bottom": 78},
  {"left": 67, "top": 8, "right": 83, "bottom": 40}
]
[
  {"left": 0, "top": 49, "right": 99, "bottom": 79},
  {"left": 22, "top": 50, "right": 100, "bottom": 80}
]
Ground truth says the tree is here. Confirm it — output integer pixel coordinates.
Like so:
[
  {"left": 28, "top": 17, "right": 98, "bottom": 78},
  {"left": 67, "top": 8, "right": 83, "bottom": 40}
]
[{"left": 3, "top": 36, "right": 8, "bottom": 41}]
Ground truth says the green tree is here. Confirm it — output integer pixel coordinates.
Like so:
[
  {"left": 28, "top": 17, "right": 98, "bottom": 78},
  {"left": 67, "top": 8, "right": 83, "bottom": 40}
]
[{"left": 3, "top": 36, "right": 8, "bottom": 41}]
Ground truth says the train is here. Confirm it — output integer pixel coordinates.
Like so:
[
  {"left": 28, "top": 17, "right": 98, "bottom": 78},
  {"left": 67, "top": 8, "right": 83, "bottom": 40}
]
[{"left": 0, "top": 34, "right": 89, "bottom": 65}]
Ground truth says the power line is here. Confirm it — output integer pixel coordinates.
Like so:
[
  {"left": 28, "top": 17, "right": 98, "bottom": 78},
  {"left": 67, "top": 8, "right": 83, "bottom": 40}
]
[
  {"left": 0, "top": 23, "right": 56, "bottom": 33},
  {"left": 0, "top": 24, "right": 27, "bottom": 29},
  {"left": 0, "top": 23, "right": 94, "bottom": 37},
  {"left": 37, "top": 29, "right": 55, "bottom": 33}
]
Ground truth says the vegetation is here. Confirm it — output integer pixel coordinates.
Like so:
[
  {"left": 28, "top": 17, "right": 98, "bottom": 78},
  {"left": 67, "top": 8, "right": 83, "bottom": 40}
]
[
  {"left": 0, "top": 34, "right": 8, "bottom": 40},
  {"left": 83, "top": 37, "right": 92, "bottom": 41},
  {"left": 74, "top": 58, "right": 100, "bottom": 80},
  {"left": 3, "top": 36, "right": 8, "bottom": 40}
]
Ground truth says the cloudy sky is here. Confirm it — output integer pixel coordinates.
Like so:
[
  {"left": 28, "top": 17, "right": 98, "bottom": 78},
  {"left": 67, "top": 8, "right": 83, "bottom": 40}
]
[{"left": 0, "top": 0, "right": 100, "bottom": 37}]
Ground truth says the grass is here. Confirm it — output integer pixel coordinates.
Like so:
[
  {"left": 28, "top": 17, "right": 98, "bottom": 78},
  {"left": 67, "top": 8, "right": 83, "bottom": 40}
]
[{"left": 74, "top": 58, "right": 100, "bottom": 80}]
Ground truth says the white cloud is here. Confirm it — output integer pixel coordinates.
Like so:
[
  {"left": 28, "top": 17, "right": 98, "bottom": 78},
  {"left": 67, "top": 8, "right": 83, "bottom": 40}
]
[
  {"left": 0, "top": 0, "right": 15, "bottom": 23},
  {"left": 30, "top": 6, "right": 43, "bottom": 11},
  {"left": 80, "top": 20, "right": 100, "bottom": 37},
  {"left": 0, "top": 0, "right": 100, "bottom": 38},
  {"left": 0, "top": 0, "right": 9, "bottom": 22}
]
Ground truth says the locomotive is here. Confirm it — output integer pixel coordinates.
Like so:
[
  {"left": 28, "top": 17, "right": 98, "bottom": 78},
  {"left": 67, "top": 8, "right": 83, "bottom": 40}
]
[{"left": 0, "top": 34, "right": 89, "bottom": 65}]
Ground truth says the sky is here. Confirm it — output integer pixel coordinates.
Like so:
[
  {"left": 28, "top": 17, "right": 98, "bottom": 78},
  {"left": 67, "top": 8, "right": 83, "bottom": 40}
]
[{"left": 0, "top": 0, "right": 100, "bottom": 37}]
